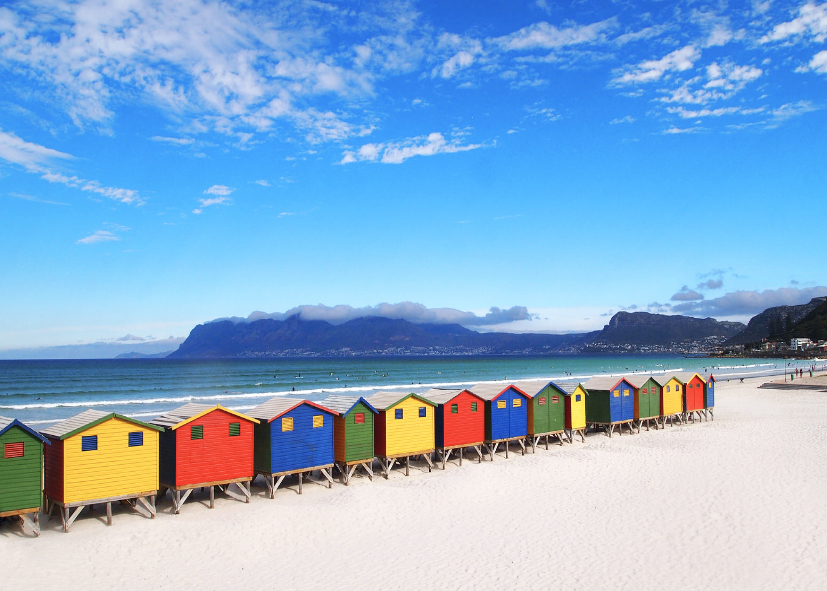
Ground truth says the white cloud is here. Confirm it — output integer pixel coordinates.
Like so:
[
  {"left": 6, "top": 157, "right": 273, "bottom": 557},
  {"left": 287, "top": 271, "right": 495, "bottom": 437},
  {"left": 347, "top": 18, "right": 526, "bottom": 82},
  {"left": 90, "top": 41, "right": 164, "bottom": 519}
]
[
  {"left": 495, "top": 18, "right": 617, "bottom": 51},
  {"left": 76, "top": 230, "right": 120, "bottom": 245},
  {"left": 0, "top": 129, "right": 73, "bottom": 171},
  {"left": 668, "top": 106, "right": 765, "bottom": 118},
  {"left": 341, "top": 132, "right": 482, "bottom": 165},
  {"left": 672, "top": 286, "right": 827, "bottom": 318},
  {"left": 706, "top": 25, "right": 734, "bottom": 47},
  {"left": 204, "top": 185, "right": 233, "bottom": 196},
  {"left": 254, "top": 179, "right": 271, "bottom": 186},
  {"left": 610, "top": 115, "right": 635, "bottom": 124},
  {"left": 613, "top": 45, "right": 700, "bottom": 85},
  {"left": 0, "top": 130, "right": 142, "bottom": 205},
  {"left": 807, "top": 49, "right": 827, "bottom": 73},
  {"left": 761, "top": 2, "right": 827, "bottom": 43},
  {"left": 151, "top": 136, "right": 194, "bottom": 145},
  {"left": 663, "top": 126, "right": 702, "bottom": 134}
]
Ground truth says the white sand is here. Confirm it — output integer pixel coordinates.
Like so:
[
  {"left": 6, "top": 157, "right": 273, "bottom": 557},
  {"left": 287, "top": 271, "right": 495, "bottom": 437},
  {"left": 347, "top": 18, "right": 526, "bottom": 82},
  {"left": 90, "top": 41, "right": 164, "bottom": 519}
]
[{"left": 4, "top": 377, "right": 827, "bottom": 590}]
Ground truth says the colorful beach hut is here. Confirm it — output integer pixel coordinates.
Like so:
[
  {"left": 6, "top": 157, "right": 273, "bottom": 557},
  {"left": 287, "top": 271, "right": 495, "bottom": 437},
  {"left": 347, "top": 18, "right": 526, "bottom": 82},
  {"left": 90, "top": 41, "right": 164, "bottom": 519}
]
[
  {"left": 0, "top": 416, "right": 49, "bottom": 536},
  {"left": 318, "top": 395, "right": 378, "bottom": 485},
  {"left": 674, "top": 372, "right": 706, "bottom": 422},
  {"left": 247, "top": 398, "right": 336, "bottom": 498},
  {"left": 511, "top": 380, "right": 567, "bottom": 451},
  {"left": 703, "top": 374, "right": 716, "bottom": 420},
  {"left": 367, "top": 391, "right": 436, "bottom": 478},
  {"left": 583, "top": 376, "right": 636, "bottom": 437},
  {"left": 151, "top": 404, "right": 258, "bottom": 513},
  {"left": 470, "top": 383, "right": 530, "bottom": 459},
  {"left": 660, "top": 375, "right": 685, "bottom": 426},
  {"left": 424, "top": 388, "right": 485, "bottom": 468},
  {"left": 40, "top": 410, "right": 162, "bottom": 532},
  {"left": 625, "top": 375, "right": 662, "bottom": 431},
  {"left": 560, "top": 383, "right": 588, "bottom": 442}
]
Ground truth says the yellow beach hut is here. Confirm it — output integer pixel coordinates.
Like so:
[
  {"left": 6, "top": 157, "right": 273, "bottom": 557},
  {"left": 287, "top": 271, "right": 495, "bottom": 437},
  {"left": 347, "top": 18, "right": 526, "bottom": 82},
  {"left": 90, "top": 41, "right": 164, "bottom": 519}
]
[
  {"left": 367, "top": 391, "right": 436, "bottom": 479},
  {"left": 659, "top": 376, "right": 684, "bottom": 426},
  {"left": 41, "top": 410, "right": 163, "bottom": 532},
  {"left": 561, "top": 383, "right": 587, "bottom": 442}
]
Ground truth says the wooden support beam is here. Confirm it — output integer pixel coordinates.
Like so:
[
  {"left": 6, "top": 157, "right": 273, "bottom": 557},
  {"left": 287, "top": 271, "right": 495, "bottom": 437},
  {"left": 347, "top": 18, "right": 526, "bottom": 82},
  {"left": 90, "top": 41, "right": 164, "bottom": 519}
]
[
  {"left": 405, "top": 455, "right": 410, "bottom": 477},
  {"left": 298, "top": 472, "right": 303, "bottom": 495},
  {"left": 18, "top": 513, "right": 40, "bottom": 537},
  {"left": 209, "top": 486, "right": 215, "bottom": 508},
  {"left": 106, "top": 502, "right": 112, "bottom": 526},
  {"left": 320, "top": 468, "right": 333, "bottom": 488},
  {"left": 65, "top": 505, "right": 84, "bottom": 531}
]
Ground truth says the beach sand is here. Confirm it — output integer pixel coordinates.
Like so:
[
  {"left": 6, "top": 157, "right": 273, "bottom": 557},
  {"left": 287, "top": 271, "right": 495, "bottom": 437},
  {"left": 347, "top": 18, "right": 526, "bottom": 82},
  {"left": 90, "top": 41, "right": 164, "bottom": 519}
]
[{"left": 4, "top": 376, "right": 827, "bottom": 590}]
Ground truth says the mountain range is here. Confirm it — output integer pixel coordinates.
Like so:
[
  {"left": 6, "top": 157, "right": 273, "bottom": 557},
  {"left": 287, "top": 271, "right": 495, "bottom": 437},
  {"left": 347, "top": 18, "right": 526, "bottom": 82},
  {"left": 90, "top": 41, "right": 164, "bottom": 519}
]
[{"left": 168, "top": 311, "right": 746, "bottom": 358}]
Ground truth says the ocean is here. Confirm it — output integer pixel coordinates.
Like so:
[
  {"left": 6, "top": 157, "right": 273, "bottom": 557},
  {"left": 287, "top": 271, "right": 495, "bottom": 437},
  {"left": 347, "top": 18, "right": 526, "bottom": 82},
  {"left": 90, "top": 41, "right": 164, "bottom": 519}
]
[{"left": 0, "top": 355, "right": 815, "bottom": 426}]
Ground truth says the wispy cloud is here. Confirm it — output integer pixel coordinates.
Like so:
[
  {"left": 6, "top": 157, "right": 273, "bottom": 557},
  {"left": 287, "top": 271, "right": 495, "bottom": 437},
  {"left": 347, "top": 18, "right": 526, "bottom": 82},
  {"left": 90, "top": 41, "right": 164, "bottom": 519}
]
[
  {"left": 610, "top": 115, "right": 635, "bottom": 124},
  {"left": 7, "top": 192, "right": 68, "bottom": 206},
  {"left": 151, "top": 136, "right": 195, "bottom": 146},
  {"left": 494, "top": 18, "right": 617, "bottom": 51},
  {"left": 341, "top": 132, "right": 482, "bottom": 165},
  {"left": 0, "top": 129, "right": 72, "bottom": 171},
  {"left": 76, "top": 230, "right": 120, "bottom": 245},
  {"left": 254, "top": 179, "right": 271, "bottom": 187}
]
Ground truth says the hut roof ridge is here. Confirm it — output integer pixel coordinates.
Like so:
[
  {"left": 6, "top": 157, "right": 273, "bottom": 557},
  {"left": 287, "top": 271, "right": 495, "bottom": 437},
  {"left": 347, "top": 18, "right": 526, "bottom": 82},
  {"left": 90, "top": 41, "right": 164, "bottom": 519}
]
[
  {"left": 39, "top": 409, "right": 163, "bottom": 439},
  {"left": 151, "top": 403, "right": 258, "bottom": 429},
  {"left": 366, "top": 391, "right": 435, "bottom": 410},
  {"left": 318, "top": 395, "right": 378, "bottom": 416},
  {"left": 0, "top": 416, "right": 50, "bottom": 443},
  {"left": 470, "top": 383, "right": 529, "bottom": 401},
  {"left": 246, "top": 397, "right": 335, "bottom": 422}
]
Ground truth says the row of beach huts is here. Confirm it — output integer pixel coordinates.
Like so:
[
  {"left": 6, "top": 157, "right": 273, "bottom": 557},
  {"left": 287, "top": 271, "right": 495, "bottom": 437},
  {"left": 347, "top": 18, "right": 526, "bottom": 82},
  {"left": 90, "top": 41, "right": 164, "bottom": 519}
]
[{"left": 0, "top": 371, "right": 715, "bottom": 536}]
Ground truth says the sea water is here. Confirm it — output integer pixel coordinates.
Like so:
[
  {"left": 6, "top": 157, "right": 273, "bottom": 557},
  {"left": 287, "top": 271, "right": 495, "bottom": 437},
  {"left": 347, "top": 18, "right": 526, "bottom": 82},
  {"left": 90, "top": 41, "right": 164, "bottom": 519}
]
[{"left": 0, "top": 355, "right": 814, "bottom": 426}]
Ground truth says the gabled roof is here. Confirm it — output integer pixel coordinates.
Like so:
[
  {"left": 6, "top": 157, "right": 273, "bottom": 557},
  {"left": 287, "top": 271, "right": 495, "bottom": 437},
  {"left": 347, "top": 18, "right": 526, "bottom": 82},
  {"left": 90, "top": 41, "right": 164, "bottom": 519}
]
[
  {"left": 0, "top": 416, "right": 50, "bottom": 444},
  {"left": 318, "top": 395, "right": 378, "bottom": 416},
  {"left": 583, "top": 376, "right": 633, "bottom": 392},
  {"left": 509, "top": 380, "right": 569, "bottom": 398},
  {"left": 552, "top": 382, "right": 587, "bottom": 396},
  {"left": 246, "top": 397, "right": 335, "bottom": 422},
  {"left": 422, "top": 388, "right": 483, "bottom": 406},
  {"left": 671, "top": 372, "right": 705, "bottom": 384},
  {"left": 470, "top": 383, "right": 529, "bottom": 401},
  {"left": 624, "top": 375, "right": 658, "bottom": 388},
  {"left": 150, "top": 403, "right": 258, "bottom": 429},
  {"left": 644, "top": 375, "right": 668, "bottom": 386},
  {"left": 39, "top": 409, "right": 163, "bottom": 440},
  {"left": 367, "top": 391, "right": 435, "bottom": 411}
]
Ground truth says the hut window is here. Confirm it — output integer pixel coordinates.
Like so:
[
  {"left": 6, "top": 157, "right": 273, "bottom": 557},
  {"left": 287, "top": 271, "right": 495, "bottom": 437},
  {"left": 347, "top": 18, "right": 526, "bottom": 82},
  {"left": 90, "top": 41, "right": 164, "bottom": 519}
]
[
  {"left": 354, "top": 413, "right": 365, "bottom": 424},
  {"left": 229, "top": 422, "right": 241, "bottom": 437},
  {"left": 4, "top": 442, "right": 24, "bottom": 458},
  {"left": 313, "top": 415, "right": 324, "bottom": 428},
  {"left": 623, "top": 389, "right": 629, "bottom": 396},
  {"left": 395, "top": 409, "right": 403, "bottom": 420},
  {"left": 642, "top": 388, "right": 648, "bottom": 394},
  {"left": 652, "top": 388, "right": 659, "bottom": 394},
  {"left": 497, "top": 400, "right": 506, "bottom": 409},
  {"left": 676, "top": 385, "right": 681, "bottom": 392},
  {"left": 451, "top": 404, "right": 458, "bottom": 414},
  {"left": 552, "top": 396, "right": 559, "bottom": 403},
  {"left": 282, "top": 417, "right": 294, "bottom": 432},
  {"left": 82, "top": 435, "right": 98, "bottom": 451},
  {"left": 128, "top": 432, "right": 144, "bottom": 447},
  {"left": 667, "top": 385, "right": 671, "bottom": 392},
  {"left": 512, "top": 398, "right": 521, "bottom": 407},
  {"left": 613, "top": 389, "right": 620, "bottom": 397},
  {"left": 575, "top": 394, "right": 582, "bottom": 402},
  {"left": 419, "top": 407, "right": 427, "bottom": 418},
  {"left": 191, "top": 425, "right": 203, "bottom": 440},
  {"left": 471, "top": 402, "right": 478, "bottom": 412},
  {"left": 538, "top": 396, "right": 547, "bottom": 405}
]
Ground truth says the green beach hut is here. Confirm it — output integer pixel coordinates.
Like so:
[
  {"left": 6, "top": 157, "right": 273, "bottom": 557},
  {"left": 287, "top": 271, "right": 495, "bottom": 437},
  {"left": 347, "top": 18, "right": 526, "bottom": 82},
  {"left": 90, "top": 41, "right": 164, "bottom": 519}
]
[
  {"left": 0, "top": 416, "right": 49, "bottom": 536},
  {"left": 319, "top": 395, "right": 378, "bottom": 485},
  {"left": 625, "top": 375, "right": 662, "bottom": 431},
  {"left": 512, "top": 380, "right": 567, "bottom": 451}
]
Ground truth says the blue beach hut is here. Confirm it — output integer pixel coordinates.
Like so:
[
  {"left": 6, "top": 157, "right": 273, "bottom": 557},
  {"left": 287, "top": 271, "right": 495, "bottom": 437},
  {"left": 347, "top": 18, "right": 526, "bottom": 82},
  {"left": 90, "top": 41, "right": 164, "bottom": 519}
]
[
  {"left": 583, "top": 376, "right": 636, "bottom": 436},
  {"left": 470, "top": 383, "right": 529, "bottom": 460},
  {"left": 247, "top": 398, "right": 336, "bottom": 498}
]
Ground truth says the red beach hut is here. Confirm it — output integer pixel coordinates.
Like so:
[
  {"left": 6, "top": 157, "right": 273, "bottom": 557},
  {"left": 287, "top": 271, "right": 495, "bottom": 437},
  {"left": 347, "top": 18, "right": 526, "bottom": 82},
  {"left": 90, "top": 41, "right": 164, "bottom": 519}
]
[
  {"left": 423, "top": 388, "right": 486, "bottom": 469},
  {"left": 674, "top": 372, "right": 706, "bottom": 422},
  {"left": 151, "top": 404, "right": 259, "bottom": 513}
]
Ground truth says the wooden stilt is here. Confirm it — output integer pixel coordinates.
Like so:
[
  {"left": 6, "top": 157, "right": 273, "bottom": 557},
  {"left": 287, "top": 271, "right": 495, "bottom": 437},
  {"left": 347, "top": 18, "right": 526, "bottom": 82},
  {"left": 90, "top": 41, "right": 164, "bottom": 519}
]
[
  {"left": 209, "top": 486, "right": 215, "bottom": 508},
  {"left": 106, "top": 502, "right": 112, "bottom": 526}
]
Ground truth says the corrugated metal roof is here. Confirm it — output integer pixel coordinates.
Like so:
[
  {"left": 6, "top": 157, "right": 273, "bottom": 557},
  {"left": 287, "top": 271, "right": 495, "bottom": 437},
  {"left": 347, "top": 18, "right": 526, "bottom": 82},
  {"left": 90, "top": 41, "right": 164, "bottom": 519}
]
[
  {"left": 318, "top": 395, "right": 360, "bottom": 415},
  {"left": 421, "top": 388, "right": 472, "bottom": 405},
  {"left": 318, "top": 395, "right": 378, "bottom": 416},
  {"left": 509, "top": 380, "right": 556, "bottom": 397},
  {"left": 150, "top": 403, "right": 213, "bottom": 428},
  {"left": 624, "top": 375, "right": 654, "bottom": 388},
  {"left": 553, "top": 382, "right": 584, "bottom": 395},
  {"left": 247, "top": 397, "right": 305, "bottom": 421},
  {"left": 470, "top": 383, "right": 527, "bottom": 401},
  {"left": 39, "top": 409, "right": 111, "bottom": 438},
  {"left": 583, "top": 376, "right": 628, "bottom": 391},
  {"left": 366, "top": 391, "right": 434, "bottom": 410}
]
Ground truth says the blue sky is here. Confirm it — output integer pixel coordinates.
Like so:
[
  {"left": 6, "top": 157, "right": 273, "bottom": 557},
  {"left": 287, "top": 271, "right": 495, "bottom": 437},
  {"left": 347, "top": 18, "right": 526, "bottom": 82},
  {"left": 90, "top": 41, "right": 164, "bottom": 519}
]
[{"left": 1, "top": 0, "right": 826, "bottom": 354}]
